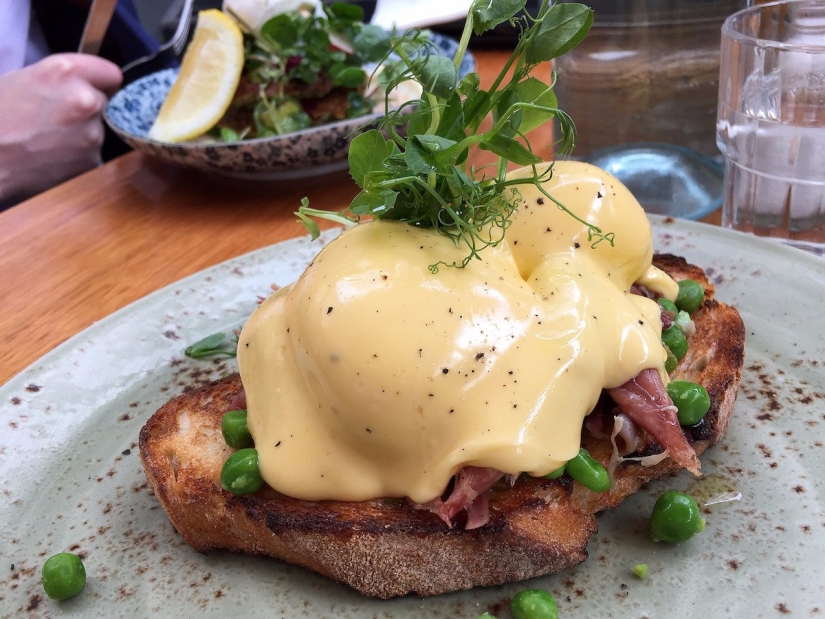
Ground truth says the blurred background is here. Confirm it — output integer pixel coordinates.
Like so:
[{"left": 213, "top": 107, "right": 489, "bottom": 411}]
[
  {"left": 133, "top": 0, "right": 210, "bottom": 41},
  {"left": 128, "top": 0, "right": 768, "bottom": 220},
  {"left": 132, "top": 0, "right": 544, "bottom": 43}
]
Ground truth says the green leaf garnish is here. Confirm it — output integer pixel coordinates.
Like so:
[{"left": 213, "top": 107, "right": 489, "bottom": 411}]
[
  {"left": 524, "top": 3, "right": 594, "bottom": 64},
  {"left": 297, "top": 0, "right": 601, "bottom": 269},
  {"left": 348, "top": 130, "right": 396, "bottom": 185},
  {"left": 220, "top": 126, "right": 242, "bottom": 142},
  {"left": 326, "top": 1, "right": 364, "bottom": 23},
  {"left": 353, "top": 24, "right": 393, "bottom": 62},
  {"left": 184, "top": 332, "right": 238, "bottom": 358},
  {"left": 295, "top": 197, "right": 358, "bottom": 240},
  {"left": 512, "top": 77, "right": 558, "bottom": 134},
  {"left": 409, "top": 54, "right": 457, "bottom": 100},
  {"left": 260, "top": 14, "right": 299, "bottom": 49},
  {"left": 472, "top": 0, "right": 528, "bottom": 35}
]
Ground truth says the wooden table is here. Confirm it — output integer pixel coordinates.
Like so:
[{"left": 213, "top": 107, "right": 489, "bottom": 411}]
[{"left": 0, "top": 49, "right": 719, "bottom": 386}]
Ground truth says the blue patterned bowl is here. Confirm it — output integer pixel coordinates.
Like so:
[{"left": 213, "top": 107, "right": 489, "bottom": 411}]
[{"left": 105, "top": 33, "right": 475, "bottom": 180}]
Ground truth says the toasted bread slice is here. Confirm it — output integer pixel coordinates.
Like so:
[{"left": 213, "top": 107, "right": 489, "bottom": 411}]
[{"left": 139, "top": 255, "right": 745, "bottom": 599}]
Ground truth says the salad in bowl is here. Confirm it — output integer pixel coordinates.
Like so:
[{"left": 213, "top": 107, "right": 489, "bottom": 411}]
[{"left": 105, "top": 0, "right": 471, "bottom": 179}]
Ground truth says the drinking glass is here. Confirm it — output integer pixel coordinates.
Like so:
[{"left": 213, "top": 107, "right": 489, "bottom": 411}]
[
  {"left": 717, "top": 0, "right": 825, "bottom": 254},
  {"left": 554, "top": 0, "right": 741, "bottom": 220},
  {"left": 555, "top": 0, "right": 741, "bottom": 158}
]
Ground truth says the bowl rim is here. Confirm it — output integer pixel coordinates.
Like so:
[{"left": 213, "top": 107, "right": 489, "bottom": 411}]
[
  {"left": 104, "top": 32, "right": 476, "bottom": 151},
  {"left": 105, "top": 67, "right": 388, "bottom": 150}
]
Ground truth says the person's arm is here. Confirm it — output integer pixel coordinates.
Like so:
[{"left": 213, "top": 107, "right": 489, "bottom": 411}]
[{"left": 0, "top": 53, "right": 122, "bottom": 204}]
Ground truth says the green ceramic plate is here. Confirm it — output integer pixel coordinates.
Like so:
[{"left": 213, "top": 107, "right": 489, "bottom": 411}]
[{"left": 1, "top": 219, "right": 823, "bottom": 618}]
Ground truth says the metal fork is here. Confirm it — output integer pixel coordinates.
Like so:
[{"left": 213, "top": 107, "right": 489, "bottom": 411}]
[{"left": 121, "top": 0, "right": 196, "bottom": 84}]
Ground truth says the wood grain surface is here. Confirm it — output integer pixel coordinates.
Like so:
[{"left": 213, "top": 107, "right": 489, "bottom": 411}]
[{"left": 0, "top": 49, "right": 718, "bottom": 386}]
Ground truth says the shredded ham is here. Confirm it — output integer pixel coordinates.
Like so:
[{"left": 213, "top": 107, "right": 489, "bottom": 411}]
[
  {"left": 230, "top": 390, "right": 246, "bottom": 411},
  {"left": 584, "top": 412, "right": 611, "bottom": 440},
  {"left": 583, "top": 395, "right": 614, "bottom": 440},
  {"left": 608, "top": 415, "right": 671, "bottom": 479},
  {"left": 630, "top": 284, "right": 656, "bottom": 299},
  {"left": 584, "top": 401, "right": 648, "bottom": 455},
  {"left": 607, "top": 368, "right": 700, "bottom": 474},
  {"left": 661, "top": 307, "right": 674, "bottom": 330},
  {"left": 504, "top": 473, "right": 521, "bottom": 487},
  {"left": 612, "top": 413, "right": 645, "bottom": 455},
  {"left": 413, "top": 466, "right": 504, "bottom": 529}
]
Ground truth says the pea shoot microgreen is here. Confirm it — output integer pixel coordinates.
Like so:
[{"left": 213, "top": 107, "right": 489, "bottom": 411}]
[
  {"left": 296, "top": 0, "right": 611, "bottom": 271},
  {"left": 184, "top": 332, "right": 239, "bottom": 359}
]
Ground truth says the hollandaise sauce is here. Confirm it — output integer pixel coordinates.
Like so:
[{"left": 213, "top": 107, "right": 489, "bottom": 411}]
[{"left": 237, "top": 161, "right": 679, "bottom": 503}]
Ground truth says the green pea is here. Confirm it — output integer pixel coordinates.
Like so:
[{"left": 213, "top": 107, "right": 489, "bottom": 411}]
[
  {"left": 675, "top": 279, "right": 705, "bottom": 314},
  {"left": 667, "top": 380, "right": 711, "bottom": 425},
  {"left": 632, "top": 563, "right": 648, "bottom": 579},
  {"left": 511, "top": 589, "right": 558, "bottom": 619},
  {"left": 221, "top": 448, "right": 265, "bottom": 495},
  {"left": 649, "top": 490, "right": 705, "bottom": 543},
  {"left": 543, "top": 464, "right": 566, "bottom": 480},
  {"left": 664, "top": 347, "right": 678, "bottom": 373},
  {"left": 662, "top": 325, "right": 688, "bottom": 360},
  {"left": 657, "top": 298, "right": 678, "bottom": 316},
  {"left": 565, "top": 448, "right": 610, "bottom": 493},
  {"left": 221, "top": 409, "right": 253, "bottom": 449},
  {"left": 41, "top": 552, "right": 86, "bottom": 600}
]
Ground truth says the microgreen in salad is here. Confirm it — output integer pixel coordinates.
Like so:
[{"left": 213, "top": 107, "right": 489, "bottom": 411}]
[
  {"left": 220, "top": 3, "right": 396, "bottom": 139},
  {"left": 297, "top": 0, "right": 608, "bottom": 271}
]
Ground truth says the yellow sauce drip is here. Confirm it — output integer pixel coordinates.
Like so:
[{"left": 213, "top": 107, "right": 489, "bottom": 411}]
[{"left": 237, "top": 161, "right": 677, "bottom": 503}]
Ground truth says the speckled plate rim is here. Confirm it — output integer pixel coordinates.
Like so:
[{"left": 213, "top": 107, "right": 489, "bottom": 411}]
[{"left": 1, "top": 219, "right": 823, "bottom": 618}]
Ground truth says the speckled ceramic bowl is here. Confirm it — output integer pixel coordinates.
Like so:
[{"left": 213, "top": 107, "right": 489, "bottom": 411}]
[{"left": 105, "top": 33, "right": 475, "bottom": 180}]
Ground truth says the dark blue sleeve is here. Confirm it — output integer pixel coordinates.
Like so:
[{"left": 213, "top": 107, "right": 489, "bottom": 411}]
[
  {"left": 107, "top": 0, "right": 162, "bottom": 63},
  {"left": 32, "top": 0, "right": 171, "bottom": 68}
]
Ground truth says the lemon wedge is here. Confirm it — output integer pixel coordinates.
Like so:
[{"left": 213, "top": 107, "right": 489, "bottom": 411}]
[{"left": 148, "top": 9, "right": 244, "bottom": 143}]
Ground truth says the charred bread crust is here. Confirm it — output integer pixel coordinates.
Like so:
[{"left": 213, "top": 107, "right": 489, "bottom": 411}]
[{"left": 139, "top": 254, "right": 745, "bottom": 598}]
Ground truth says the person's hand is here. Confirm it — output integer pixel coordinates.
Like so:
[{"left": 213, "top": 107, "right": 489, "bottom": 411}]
[{"left": 0, "top": 54, "right": 123, "bottom": 204}]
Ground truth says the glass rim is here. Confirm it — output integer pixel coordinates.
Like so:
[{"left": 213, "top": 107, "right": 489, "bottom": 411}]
[
  {"left": 559, "top": 0, "right": 742, "bottom": 27},
  {"left": 723, "top": 0, "right": 825, "bottom": 50}
]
